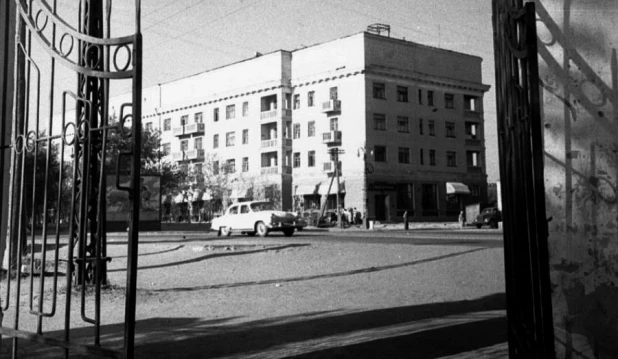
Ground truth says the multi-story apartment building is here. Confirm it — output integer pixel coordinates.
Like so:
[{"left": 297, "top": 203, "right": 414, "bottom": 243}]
[{"left": 138, "top": 31, "right": 490, "bottom": 222}]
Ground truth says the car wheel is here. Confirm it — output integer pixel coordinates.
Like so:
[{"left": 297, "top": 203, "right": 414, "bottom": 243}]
[
  {"left": 256, "top": 222, "right": 269, "bottom": 237},
  {"left": 221, "top": 226, "right": 231, "bottom": 237},
  {"left": 476, "top": 224, "right": 482, "bottom": 229},
  {"left": 283, "top": 228, "right": 294, "bottom": 237},
  {"left": 246, "top": 231, "right": 256, "bottom": 237}
]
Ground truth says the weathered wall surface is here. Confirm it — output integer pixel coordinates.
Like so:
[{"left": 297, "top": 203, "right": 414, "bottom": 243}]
[{"left": 536, "top": 0, "right": 618, "bottom": 357}]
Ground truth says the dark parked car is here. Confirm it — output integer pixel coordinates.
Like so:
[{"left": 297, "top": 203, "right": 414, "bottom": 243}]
[{"left": 473, "top": 207, "right": 502, "bottom": 229}]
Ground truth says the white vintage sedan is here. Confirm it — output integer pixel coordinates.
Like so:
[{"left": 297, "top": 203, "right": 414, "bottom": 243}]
[{"left": 211, "top": 201, "right": 305, "bottom": 237}]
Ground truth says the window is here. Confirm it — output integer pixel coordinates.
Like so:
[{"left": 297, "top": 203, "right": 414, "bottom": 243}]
[
  {"left": 242, "top": 129, "right": 249, "bottom": 144},
  {"left": 194, "top": 137, "right": 202, "bottom": 150},
  {"left": 194, "top": 112, "right": 203, "bottom": 123},
  {"left": 162, "top": 143, "right": 171, "bottom": 155},
  {"left": 419, "top": 118, "right": 424, "bottom": 135},
  {"left": 226, "top": 132, "right": 235, "bottom": 147},
  {"left": 421, "top": 184, "right": 439, "bottom": 216},
  {"left": 374, "top": 145, "right": 387, "bottom": 162},
  {"left": 397, "top": 116, "right": 409, "bottom": 133},
  {"left": 330, "top": 87, "right": 338, "bottom": 100},
  {"left": 428, "top": 120, "right": 436, "bottom": 136},
  {"left": 213, "top": 108, "right": 219, "bottom": 122},
  {"left": 470, "top": 184, "right": 481, "bottom": 197},
  {"left": 213, "top": 134, "right": 219, "bottom": 148},
  {"left": 467, "top": 151, "right": 481, "bottom": 167},
  {"left": 418, "top": 89, "right": 423, "bottom": 104},
  {"left": 427, "top": 91, "right": 434, "bottom": 106},
  {"left": 445, "top": 122, "right": 456, "bottom": 138},
  {"left": 285, "top": 93, "right": 292, "bottom": 109},
  {"left": 242, "top": 157, "right": 249, "bottom": 172},
  {"left": 308, "top": 150, "right": 315, "bottom": 167},
  {"left": 226, "top": 159, "right": 236, "bottom": 173},
  {"left": 444, "top": 93, "right": 454, "bottom": 109},
  {"left": 308, "top": 91, "right": 315, "bottom": 107},
  {"left": 397, "top": 86, "right": 408, "bottom": 102},
  {"left": 420, "top": 149, "right": 424, "bottom": 165},
  {"left": 464, "top": 95, "right": 478, "bottom": 111},
  {"left": 180, "top": 140, "right": 188, "bottom": 151},
  {"left": 330, "top": 118, "right": 339, "bottom": 131},
  {"left": 293, "top": 152, "right": 301, "bottom": 168},
  {"left": 242, "top": 101, "right": 249, "bottom": 117},
  {"left": 213, "top": 161, "right": 219, "bottom": 175},
  {"left": 293, "top": 123, "right": 301, "bottom": 139},
  {"left": 447, "top": 151, "right": 457, "bottom": 167},
  {"left": 180, "top": 115, "right": 188, "bottom": 125},
  {"left": 373, "top": 82, "right": 386, "bottom": 99},
  {"left": 429, "top": 149, "right": 436, "bottom": 166},
  {"left": 374, "top": 113, "right": 386, "bottom": 130},
  {"left": 308, "top": 121, "right": 315, "bottom": 137},
  {"left": 145, "top": 122, "right": 153, "bottom": 132},
  {"left": 226, "top": 104, "right": 235, "bottom": 119},
  {"left": 398, "top": 147, "right": 410, "bottom": 164},
  {"left": 465, "top": 122, "right": 478, "bottom": 139},
  {"left": 293, "top": 94, "right": 300, "bottom": 109},
  {"left": 163, "top": 118, "right": 171, "bottom": 131}
]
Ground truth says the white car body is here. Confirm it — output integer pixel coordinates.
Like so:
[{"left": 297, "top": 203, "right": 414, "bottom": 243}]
[{"left": 211, "top": 201, "right": 305, "bottom": 237}]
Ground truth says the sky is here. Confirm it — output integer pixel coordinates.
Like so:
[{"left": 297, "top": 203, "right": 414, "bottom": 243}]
[{"left": 47, "top": 0, "right": 500, "bottom": 181}]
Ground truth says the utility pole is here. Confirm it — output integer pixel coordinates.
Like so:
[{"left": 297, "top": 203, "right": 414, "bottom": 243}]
[{"left": 328, "top": 147, "right": 344, "bottom": 228}]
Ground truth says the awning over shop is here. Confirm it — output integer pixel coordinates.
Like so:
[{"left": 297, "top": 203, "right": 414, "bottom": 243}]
[
  {"left": 230, "top": 186, "right": 249, "bottom": 199},
  {"left": 446, "top": 182, "right": 470, "bottom": 195},
  {"left": 318, "top": 181, "right": 345, "bottom": 195},
  {"left": 295, "top": 184, "right": 320, "bottom": 196},
  {"left": 191, "top": 190, "right": 203, "bottom": 202},
  {"left": 174, "top": 193, "right": 187, "bottom": 203},
  {"left": 201, "top": 191, "right": 212, "bottom": 201}
]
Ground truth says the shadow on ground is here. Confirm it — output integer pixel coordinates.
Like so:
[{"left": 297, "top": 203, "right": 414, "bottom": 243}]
[{"left": 1, "top": 293, "right": 506, "bottom": 358}]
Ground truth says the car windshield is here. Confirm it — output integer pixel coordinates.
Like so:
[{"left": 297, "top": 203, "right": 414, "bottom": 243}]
[
  {"left": 250, "top": 202, "right": 275, "bottom": 212},
  {"left": 482, "top": 208, "right": 494, "bottom": 214}
]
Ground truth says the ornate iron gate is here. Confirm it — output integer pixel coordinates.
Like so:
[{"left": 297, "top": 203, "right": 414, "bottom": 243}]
[
  {"left": 492, "top": 1, "right": 555, "bottom": 358},
  {"left": 1, "top": 0, "right": 142, "bottom": 358}
]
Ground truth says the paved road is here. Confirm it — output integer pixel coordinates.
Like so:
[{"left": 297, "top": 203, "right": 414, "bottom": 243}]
[{"left": 3, "top": 228, "right": 508, "bottom": 358}]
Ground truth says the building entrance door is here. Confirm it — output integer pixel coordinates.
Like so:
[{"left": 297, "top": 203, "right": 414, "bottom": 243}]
[{"left": 374, "top": 195, "right": 386, "bottom": 221}]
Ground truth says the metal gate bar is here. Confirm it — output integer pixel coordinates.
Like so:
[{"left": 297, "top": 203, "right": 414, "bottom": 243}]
[{"left": 0, "top": 0, "right": 142, "bottom": 358}]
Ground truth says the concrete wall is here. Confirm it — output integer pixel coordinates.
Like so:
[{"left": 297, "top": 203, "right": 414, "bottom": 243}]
[{"left": 536, "top": 0, "right": 618, "bottom": 357}]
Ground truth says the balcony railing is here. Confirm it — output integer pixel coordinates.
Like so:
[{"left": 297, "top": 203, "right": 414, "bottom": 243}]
[
  {"left": 184, "top": 123, "right": 205, "bottom": 135},
  {"left": 465, "top": 138, "right": 482, "bottom": 147},
  {"left": 172, "top": 151, "right": 185, "bottom": 161},
  {"left": 260, "top": 109, "right": 278, "bottom": 120},
  {"left": 261, "top": 138, "right": 278, "bottom": 149},
  {"left": 467, "top": 166, "right": 483, "bottom": 173},
  {"left": 323, "top": 161, "right": 342, "bottom": 174},
  {"left": 261, "top": 166, "right": 279, "bottom": 175},
  {"left": 185, "top": 149, "right": 205, "bottom": 160},
  {"left": 464, "top": 110, "right": 481, "bottom": 119},
  {"left": 172, "top": 126, "right": 184, "bottom": 136},
  {"left": 322, "top": 130, "right": 342, "bottom": 145},
  {"left": 322, "top": 100, "right": 341, "bottom": 113}
]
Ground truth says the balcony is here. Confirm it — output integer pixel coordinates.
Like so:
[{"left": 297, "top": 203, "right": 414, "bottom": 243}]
[
  {"left": 467, "top": 166, "right": 483, "bottom": 173},
  {"left": 184, "top": 123, "right": 205, "bottom": 135},
  {"left": 261, "top": 166, "right": 279, "bottom": 175},
  {"left": 260, "top": 109, "right": 278, "bottom": 120},
  {"left": 464, "top": 110, "right": 481, "bottom": 120},
  {"left": 465, "top": 138, "right": 482, "bottom": 147},
  {"left": 261, "top": 138, "right": 278, "bottom": 149},
  {"left": 321, "top": 100, "right": 341, "bottom": 113},
  {"left": 323, "top": 161, "right": 342, "bottom": 174},
  {"left": 322, "top": 130, "right": 342, "bottom": 145},
  {"left": 185, "top": 149, "right": 205, "bottom": 160},
  {"left": 172, "top": 126, "right": 184, "bottom": 136},
  {"left": 172, "top": 151, "right": 185, "bottom": 161},
  {"left": 282, "top": 109, "right": 292, "bottom": 117},
  {"left": 283, "top": 138, "right": 293, "bottom": 147}
]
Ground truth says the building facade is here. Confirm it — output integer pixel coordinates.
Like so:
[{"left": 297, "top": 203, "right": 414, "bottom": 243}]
[{"left": 137, "top": 31, "right": 490, "bottom": 222}]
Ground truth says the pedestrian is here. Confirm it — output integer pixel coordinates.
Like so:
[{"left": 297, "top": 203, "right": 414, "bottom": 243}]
[
  {"left": 403, "top": 210, "right": 409, "bottom": 230},
  {"left": 459, "top": 210, "right": 465, "bottom": 228}
]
